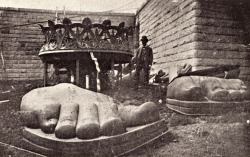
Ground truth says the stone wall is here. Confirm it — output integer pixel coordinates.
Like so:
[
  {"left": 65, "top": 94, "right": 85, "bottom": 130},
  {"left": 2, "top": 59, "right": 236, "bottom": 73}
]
[
  {"left": 136, "top": 0, "right": 250, "bottom": 84},
  {"left": 136, "top": 0, "right": 199, "bottom": 75},
  {"left": 0, "top": 7, "right": 135, "bottom": 81},
  {"left": 194, "top": 0, "right": 250, "bottom": 83},
  {"left": 2, "top": 1, "right": 250, "bottom": 84}
]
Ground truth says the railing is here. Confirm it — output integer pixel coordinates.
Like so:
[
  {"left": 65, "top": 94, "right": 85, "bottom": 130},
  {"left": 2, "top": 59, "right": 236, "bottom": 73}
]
[{"left": 39, "top": 17, "right": 134, "bottom": 53}]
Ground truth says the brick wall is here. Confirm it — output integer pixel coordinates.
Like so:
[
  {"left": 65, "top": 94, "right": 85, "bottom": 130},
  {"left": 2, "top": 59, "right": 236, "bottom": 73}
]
[
  {"left": 0, "top": 7, "right": 135, "bottom": 81},
  {"left": 136, "top": 0, "right": 250, "bottom": 84}
]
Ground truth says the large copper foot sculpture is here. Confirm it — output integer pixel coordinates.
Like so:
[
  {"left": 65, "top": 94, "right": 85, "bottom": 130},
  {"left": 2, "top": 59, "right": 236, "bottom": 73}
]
[{"left": 21, "top": 83, "right": 160, "bottom": 139}]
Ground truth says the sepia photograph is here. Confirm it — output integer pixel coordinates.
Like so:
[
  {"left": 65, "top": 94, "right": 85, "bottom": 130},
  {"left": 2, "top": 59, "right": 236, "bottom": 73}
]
[{"left": 0, "top": 0, "right": 250, "bottom": 156}]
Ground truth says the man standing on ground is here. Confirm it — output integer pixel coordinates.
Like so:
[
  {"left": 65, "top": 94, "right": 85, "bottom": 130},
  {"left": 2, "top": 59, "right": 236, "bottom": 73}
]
[{"left": 133, "top": 36, "right": 153, "bottom": 89}]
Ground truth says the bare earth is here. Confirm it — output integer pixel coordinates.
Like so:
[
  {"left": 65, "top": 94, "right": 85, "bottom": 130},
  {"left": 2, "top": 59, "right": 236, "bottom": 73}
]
[{"left": 0, "top": 81, "right": 249, "bottom": 157}]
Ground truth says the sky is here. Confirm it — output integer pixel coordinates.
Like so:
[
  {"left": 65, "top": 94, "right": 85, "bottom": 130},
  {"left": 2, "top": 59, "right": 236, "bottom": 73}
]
[{"left": 0, "top": 0, "right": 147, "bottom": 13}]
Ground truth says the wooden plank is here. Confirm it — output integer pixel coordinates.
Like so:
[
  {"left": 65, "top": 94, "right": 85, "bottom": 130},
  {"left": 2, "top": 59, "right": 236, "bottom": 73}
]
[
  {"left": 22, "top": 119, "right": 168, "bottom": 156},
  {"left": 166, "top": 99, "right": 250, "bottom": 115},
  {"left": 0, "top": 141, "right": 45, "bottom": 157},
  {"left": 178, "top": 65, "right": 240, "bottom": 77}
]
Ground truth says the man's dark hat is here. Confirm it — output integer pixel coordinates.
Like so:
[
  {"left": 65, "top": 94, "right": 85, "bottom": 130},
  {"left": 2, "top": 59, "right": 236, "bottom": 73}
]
[
  {"left": 140, "top": 36, "right": 148, "bottom": 41},
  {"left": 157, "top": 70, "right": 166, "bottom": 77}
]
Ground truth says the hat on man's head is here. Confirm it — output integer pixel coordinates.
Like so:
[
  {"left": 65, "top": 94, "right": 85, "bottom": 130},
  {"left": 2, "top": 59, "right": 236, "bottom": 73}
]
[
  {"left": 140, "top": 36, "right": 149, "bottom": 42},
  {"left": 157, "top": 70, "right": 166, "bottom": 77}
]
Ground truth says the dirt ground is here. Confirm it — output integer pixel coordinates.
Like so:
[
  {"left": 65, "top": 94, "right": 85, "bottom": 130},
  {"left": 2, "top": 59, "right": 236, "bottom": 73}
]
[{"left": 0, "top": 81, "right": 250, "bottom": 157}]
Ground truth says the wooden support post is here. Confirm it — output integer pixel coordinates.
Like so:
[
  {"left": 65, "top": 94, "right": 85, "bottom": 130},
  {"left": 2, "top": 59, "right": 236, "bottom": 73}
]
[
  {"left": 111, "top": 59, "right": 114, "bottom": 78},
  {"left": 76, "top": 59, "right": 80, "bottom": 86},
  {"left": 129, "top": 61, "right": 132, "bottom": 76},
  {"left": 116, "top": 64, "right": 122, "bottom": 83},
  {"left": 110, "top": 59, "right": 115, "bottom": 87},
  {"left": 43, "top": 62, "right": 48, "bottom": 87},
  {"left": 54, "top": 64, "right": 60, "bottom": 84},
  {"left": 119, "top": 64, "right": 123, "bottom": 81},
  {"left": 0, "top": 41, "right": 7, "bottom": 91},
  {"left": 86, "top": 75, "right": 89, "bottom": 89}
]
